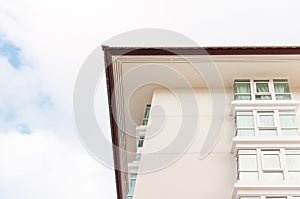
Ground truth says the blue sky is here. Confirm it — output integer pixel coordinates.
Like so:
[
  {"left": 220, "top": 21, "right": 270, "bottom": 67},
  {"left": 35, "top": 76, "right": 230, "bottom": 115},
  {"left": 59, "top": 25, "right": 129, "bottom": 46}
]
[
  {"left": 0, "top": 40, "right": 21, "bottom": 68},
  {"left": 0, "top": 0, "right": 300, "bottom": 199}
]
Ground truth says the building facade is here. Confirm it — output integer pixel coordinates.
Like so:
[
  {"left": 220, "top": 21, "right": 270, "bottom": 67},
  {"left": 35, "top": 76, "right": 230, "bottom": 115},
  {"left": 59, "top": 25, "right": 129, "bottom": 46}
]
[{"left": 103, "top": 47, "right": 300, "bottom": 199}]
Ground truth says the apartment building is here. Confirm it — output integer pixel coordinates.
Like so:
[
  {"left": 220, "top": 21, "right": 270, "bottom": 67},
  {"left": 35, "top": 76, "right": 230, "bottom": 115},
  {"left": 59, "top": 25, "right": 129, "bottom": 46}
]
[{"left": 103, "top": 47, "right": 300, "bottom": 199}]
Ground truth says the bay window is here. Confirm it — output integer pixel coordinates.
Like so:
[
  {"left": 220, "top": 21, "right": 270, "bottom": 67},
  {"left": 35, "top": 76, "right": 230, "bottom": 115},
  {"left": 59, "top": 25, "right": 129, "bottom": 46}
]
[
  {"left": 235, "top": 110, "right": 299, "bottom": 136},
  {"left": 234, "top": 79, "right": 291, "bottom": 101},
  {"left": 237, "top": 149, "right": 300, "bottom": 181}
]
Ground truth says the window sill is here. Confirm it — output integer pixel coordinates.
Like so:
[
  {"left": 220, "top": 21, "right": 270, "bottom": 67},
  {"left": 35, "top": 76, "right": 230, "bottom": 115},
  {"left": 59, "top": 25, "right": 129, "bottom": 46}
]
[
  {"left": 233, "top": 182, "right": 300, "bottom": 199},
  {"left": 232, "top": 136, "right": 300, "bottom": 154},
  {"left": 230, "top": 100, "right": 300, "bottom": 115}
]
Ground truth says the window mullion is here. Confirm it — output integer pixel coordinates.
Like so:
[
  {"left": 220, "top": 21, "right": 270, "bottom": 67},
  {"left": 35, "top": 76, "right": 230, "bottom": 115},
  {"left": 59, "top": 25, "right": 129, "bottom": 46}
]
[
  {"left": 257, "top": 149, "right": 263, "bottom": 180},
  {"left": 254, "top": 110, "right": 259, "bottom": 136},
  {"left": 274, "top": 110, "right": 281, "bottom": 136},
  {"left": 270, "top": 79, "right": 276, "bottom": 100},
  {"left": 281, "top": 148, "right": 289, "bottom": 181},
  {"left": 250, "top": 79, "right": 255, "bottom": 101}
]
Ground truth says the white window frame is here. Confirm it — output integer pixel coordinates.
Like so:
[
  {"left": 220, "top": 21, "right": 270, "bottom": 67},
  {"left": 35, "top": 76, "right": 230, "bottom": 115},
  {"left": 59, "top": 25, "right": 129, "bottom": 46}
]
[
  {"left": 235, "top": 110, "right": 299, "bottom": 137},
  {"left": 234, "top": 79, "right": 292, "bottom": 101},
  {"left": 237, "top": 149, "right": 300, "bottom": 182}
]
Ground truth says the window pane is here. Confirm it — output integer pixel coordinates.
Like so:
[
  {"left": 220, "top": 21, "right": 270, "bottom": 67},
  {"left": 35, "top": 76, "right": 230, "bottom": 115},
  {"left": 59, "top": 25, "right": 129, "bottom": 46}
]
[
  {"left": 266, "top": 197, "right": 287, "bottom": 199},
  {"left": 238, "top": 149, "right": 257, "bottom": 154},
  {"left": 239, "top": 172, "right": 259, "bottom": 181},
  {"left": 281, "top": 129, "right": 299, "bottom": 136},
  {"left": 256, "top": 95, "right": 272, "bottom": 100},
  {"left": 256, "top": 83, "right": 269, "bottom": 92},
  {"left": 239, "top": 155, "right": 257, "bottom": 170},
  {"left": 280, "top": 115, "right": 297, "bottom": 128},
  {"left": 237, "top": 115, "right": 254, "bottom": 128},
  {"left": 263, "top": 172, "right": 283, "bottom": 181},
  {"left": 287, "top": 172, "right": 300, "bottom": 181},
  {"left": 235, "top": 83, "right": 251, "bottom": 93},
  {"left": 136, "top": 154, "right": 141, "bottom": 161},
  {"left": 286, "top": 155, "right": 300, "bottom": 169},
  {"left": 128, "top": 179, "right": 136, "bottom": 195},
  {"left": 237, "top": 129, "right": 255, "bottom": 136},
  {"left": 259, "top": 115, "right": 275, "bottom": 127},
  {"left": 259, "top": 129, "right": 277, "bottom": 136},
  {"left": 276, "top": 94, "right": 291, "bottom": 100},
  {"left": 263, "top": 154, "right": 281, "bottom": 169},
  {"left": 240, "top": 197, "right": 260, "bottom": 199},
  {"left": 138, "top": 139, "right": 144, "bottom": 147},
  {"left": 292, "top": 196, "right": 300, "bottom": 199},
  {"left": 236, "top": 94, "right": 251, "bottom": 100},
  {"left": 274, "top": 82, "right": 290, "bottom": 93}
]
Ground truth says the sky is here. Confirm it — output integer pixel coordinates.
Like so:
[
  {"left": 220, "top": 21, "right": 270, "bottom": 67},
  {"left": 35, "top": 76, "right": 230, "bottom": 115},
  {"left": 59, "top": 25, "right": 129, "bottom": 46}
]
[{"left": 0, "top": 0, "right": 300, "bottom": 199}]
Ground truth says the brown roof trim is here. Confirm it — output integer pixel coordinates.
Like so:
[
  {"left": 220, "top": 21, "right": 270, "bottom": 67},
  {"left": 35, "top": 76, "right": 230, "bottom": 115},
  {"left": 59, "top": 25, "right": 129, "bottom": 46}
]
[
  {"left": 103, "top": 48, "right": 123, "bottom": 199},
  {"left": 102, "top": 46, "right": 300, "bottom": 56},
  {"left": 102, "top": 46, "right": 300, "bottom": 199}
]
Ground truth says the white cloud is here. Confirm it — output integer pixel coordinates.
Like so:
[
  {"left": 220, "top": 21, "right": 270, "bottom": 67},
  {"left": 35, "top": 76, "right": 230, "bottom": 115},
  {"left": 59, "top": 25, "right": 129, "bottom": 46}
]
[{"left": 0, "top": 130, "right": 116, "bottom": 199}]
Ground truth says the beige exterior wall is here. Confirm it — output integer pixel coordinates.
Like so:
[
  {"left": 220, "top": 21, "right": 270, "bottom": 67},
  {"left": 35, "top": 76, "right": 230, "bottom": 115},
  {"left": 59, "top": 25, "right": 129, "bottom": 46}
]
[{"left": 133, "top": 85, "right": 300, "bottom": 199}]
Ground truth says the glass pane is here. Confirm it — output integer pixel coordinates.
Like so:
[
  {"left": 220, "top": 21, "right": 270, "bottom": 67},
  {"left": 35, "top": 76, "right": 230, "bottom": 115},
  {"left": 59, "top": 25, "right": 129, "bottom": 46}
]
[
  {"left": 259, "top": 129, "right": 277, "bottom": 136},
  {"left": 256, "top": 95, "right": 272, "bottom": 100},
  {"left": 240, "top": 197, "right": 260, "bottom": 199},
  {"left": 144, "top": 105, "right": 151, "bottom": 119},
  {"left": 280, "top": 115, "right": 297, "bottom": 128},
  {"left": 259, "top": 115, "right": 275, "bottom": 127},
  {"left": 256, "top": 82, "right": 269, "bottom": 92},
  {"left": 138, "top": 139, "right": 144, "bottom": 147},
  {"left": 286, "top": 155, "right": 300, "bottom": 169},
  {"left": 292, "top": 196, "right": 300, "bottom": 199},
  {"left": 235, "top": 94, "right": 251, "bottom": 100},
  {"left": 128, "top": 179, "right": 136, "bottom": 195},
  {"left": 238, "top": 149, "right": 257, "bottom": 154},
  {"left": 235, "top": 83, "right": 251, "bottom": 93},
  {"left": 262, "top": 172, "right": 283, "bottom": 181},
  {"left": 266, "top": 198, "right": 287, "bottom": 199},
  {"left": 237, "top": 115, "right": 254, "bottom": 128},
  {"left": 237, "top": 129, "right": 255, "bottom": 136},
  {"left": 239, "top": 172, "right": 259, "bottom": 181},
  {"left": 263, "top": 154, "right": 281, "bottom": 169},
  {"left": 266, "top": 197, "right": 287, "bottom": 199},
  {"left": 136, "top": 154, "right": 141, "bottom": 161},
  {"left": 239, "top": 155, "right": 257, "bottom": 170},
  {"left": 281, "top": 129, "right": 299, "bottom": 136},
  {"left": 287, "top": 172, "right": 300, "bottom": 181},
  {"left": 276, "top": 94, "right": 291, "bottom": 100},
  {"left": 274, "top": 82, "right": 290, "bottom": 93}
]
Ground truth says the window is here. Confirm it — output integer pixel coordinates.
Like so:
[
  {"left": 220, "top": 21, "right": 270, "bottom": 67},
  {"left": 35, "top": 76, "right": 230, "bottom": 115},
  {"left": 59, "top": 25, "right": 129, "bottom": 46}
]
[
  {"left": 235, "top": 110, "right": 299, "bottom": 136},
  {"left": 143, "top": 104, "right": 151, "bottom": 125},
  {"left": 285, "top": 150, "right": 300, "bottom": 181},
  {"left": 279, "top": 111, "right": 299, "bottom": 136},
  {"left": 261, "top": 150, "right": 284, "bottom": 181},
  {"left": 237, "top": 150, "right": 259, "bottom": 181},
  {"left": 234, "top": 80, "right": 252, "bottom": 100},
  {"left": 234, "top": 79, "right": 291, "bottom": 100},
  {"left": 237, "top": 149, "right": 300, "bottom": 182},
  {"left": 138, "top": 136, "right": 145, "bottom": 147},
  {"left": 127, "top": 174, "right": 137, "bottom": 199}
]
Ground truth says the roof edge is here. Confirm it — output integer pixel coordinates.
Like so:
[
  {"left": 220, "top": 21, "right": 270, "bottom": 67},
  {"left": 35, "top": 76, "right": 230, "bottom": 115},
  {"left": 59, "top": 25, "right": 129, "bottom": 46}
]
[{"left": 102, "top": 46, "right": 300, "bottom": 56}]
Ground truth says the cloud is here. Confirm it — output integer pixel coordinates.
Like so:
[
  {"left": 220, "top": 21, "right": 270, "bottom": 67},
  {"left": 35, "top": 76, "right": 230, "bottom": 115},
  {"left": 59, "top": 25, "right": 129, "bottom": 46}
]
[{"left": 0, "top": 130, "right": 116, "bottom": 199}]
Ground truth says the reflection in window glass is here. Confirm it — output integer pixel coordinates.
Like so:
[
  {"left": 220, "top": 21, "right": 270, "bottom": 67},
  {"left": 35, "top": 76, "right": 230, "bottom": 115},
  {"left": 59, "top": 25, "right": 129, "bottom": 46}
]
[{"left": 262, "top": 171, "right": 284, "bottom": 181}]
